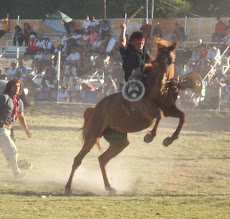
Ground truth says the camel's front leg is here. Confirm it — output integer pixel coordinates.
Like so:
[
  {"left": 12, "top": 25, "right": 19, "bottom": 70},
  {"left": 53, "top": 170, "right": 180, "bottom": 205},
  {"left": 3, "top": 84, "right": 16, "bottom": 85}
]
[{"left": 162, "top": 106, "right": 185, "bottom": 147}]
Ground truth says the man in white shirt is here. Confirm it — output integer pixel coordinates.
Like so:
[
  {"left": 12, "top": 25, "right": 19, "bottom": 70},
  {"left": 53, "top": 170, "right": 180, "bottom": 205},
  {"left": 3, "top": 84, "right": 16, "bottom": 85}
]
[
  {"left": 66, "top": 47, "right": 81, "bottom": 64},
  {"left": 207, "top": 44, "right": 221, "bottom": 65},
  {"left": 7, "top": 62, "right": 17, "bottom": 80}
]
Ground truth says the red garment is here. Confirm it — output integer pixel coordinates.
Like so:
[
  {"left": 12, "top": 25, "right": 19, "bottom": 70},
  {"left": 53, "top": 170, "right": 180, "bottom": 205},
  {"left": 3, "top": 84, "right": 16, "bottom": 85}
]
[
  {"left": 215, "top": 22, "right": 226, "bottom": 33},
  {"left": 13, "top": 95, "right": 18, "bottom": 117},
  {"left": 27, "top": 39, "right": 37, "bottom": 52},
  {"left": 199, "top": 49, "right": 208, "bottom": 58},
  {"left": 140, "top": 24, "right": 152, "bottom": 39}
]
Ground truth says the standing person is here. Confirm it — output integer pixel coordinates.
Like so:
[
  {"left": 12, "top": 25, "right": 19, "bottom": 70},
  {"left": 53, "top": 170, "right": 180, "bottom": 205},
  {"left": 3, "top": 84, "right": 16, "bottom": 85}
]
[
  {"left": 119, "top": 23, "right": 152, "bottom": 82},
  {"left": 0, "top": 79, "right": 32, "bottom": 178},
  {"left": 140, "top": 18, "right": 152, "bottom": 42}
]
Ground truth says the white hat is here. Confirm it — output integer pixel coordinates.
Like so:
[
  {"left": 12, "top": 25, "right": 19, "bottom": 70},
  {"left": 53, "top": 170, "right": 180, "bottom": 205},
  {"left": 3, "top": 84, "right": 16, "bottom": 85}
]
[{"left": 30, "top": 35, "right": 35, "bottom": 38}]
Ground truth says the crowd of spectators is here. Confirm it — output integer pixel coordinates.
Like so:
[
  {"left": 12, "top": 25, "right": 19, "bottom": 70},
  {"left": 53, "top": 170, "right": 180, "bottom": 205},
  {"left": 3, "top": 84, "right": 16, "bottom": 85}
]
[
  {"left": 4, "top": 16, "right": 124, "bottom": 104},
  {"left": 1, "top": 17, "right": 230, "bottom": 110}
]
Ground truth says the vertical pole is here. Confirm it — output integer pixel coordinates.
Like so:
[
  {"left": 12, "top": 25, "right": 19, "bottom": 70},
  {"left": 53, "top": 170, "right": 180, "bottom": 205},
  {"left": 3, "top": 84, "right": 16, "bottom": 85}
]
[
  {"left": 17, "top": 15, "right": 20, "bottom": 26},
  {"left": 184, "top": 16, "right": 188, "bottom": 35},
  {"left": 146, "top": 0, "right": 149, "bottom": 19},
  {"left": 151, "top": 0, "right": 154, "bottom": 19},
  {"left": 184, "top": 16, "right": 188, "bottom": 47},
  {"left": 16, "top": 46, "right": 19, "bottom": 66},
  {"left": 103, "top": 0, "right": 107, "bottom": 19},
  {"left": 56, "top": 51, "right": 61, "bottom": 103}
]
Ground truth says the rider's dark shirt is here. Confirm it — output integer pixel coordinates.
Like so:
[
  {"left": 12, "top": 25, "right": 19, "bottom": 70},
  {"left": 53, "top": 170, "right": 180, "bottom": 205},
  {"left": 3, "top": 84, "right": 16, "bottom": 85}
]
[
  {"left": 0, "top": 94, "right": 23, "bottom": 124},
  {"left": 120, "top": 45, "right": 151, "bottom": 81}
]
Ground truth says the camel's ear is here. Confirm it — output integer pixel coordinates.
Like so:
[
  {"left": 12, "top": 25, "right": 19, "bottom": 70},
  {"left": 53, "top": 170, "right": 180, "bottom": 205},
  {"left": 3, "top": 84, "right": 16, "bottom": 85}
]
[{"left": 169, "top": 41, "right": 177, "bottom": 51}]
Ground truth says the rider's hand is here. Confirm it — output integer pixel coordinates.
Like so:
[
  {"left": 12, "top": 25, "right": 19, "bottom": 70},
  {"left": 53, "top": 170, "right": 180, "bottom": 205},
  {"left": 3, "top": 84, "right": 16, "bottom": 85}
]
[{"left": 120, "top": 23, "right": 127, "bottom": 31}]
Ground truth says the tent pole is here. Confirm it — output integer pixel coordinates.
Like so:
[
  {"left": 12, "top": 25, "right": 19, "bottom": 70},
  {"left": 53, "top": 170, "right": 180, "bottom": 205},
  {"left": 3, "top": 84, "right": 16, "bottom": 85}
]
[{"left": 56, "top": 51, "right": 61, "bottom": 103}]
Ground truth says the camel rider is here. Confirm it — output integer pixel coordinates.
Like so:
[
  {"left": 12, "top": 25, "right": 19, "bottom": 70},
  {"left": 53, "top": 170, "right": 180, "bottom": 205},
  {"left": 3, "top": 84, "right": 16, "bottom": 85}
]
[{"left": 119, "top": 22, "right": 152, "bottom": 82}]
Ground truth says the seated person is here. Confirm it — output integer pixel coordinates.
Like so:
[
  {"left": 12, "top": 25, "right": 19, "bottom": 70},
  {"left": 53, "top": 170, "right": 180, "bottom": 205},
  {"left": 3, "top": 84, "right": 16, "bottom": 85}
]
[
  {"left": 23, "top": 23, "right": 33, "bottom": 46},
  {"left": 24, "top": 34, "right": 37, "bottom": 56},
  {"left": 36, "top": 35, "right": 45, "bottom": 50},
  {"left": 7, "top": 62, "right": 17, "bottom": 80},
  {"left": 66, "top": 47, "right": 81, "bottom": 65},
  {"left": 13, "top": 25, "right": 23, "bottom": 46},
  {"left": 58, "top": 86, "right": 70, "bottom": 102},
  {"left": 43, "top": 36, "right": 55, "bottom": 54}
]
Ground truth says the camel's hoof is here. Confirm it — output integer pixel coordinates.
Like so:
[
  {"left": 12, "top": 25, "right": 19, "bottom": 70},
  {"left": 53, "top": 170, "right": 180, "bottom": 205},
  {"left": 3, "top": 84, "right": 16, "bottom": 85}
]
[
  {"left": 64, "top": 188, "right": 73, "bottom": 196},
  {"left": 106, "top": 187, "right": 117, "bottom": 196},
  {"left": 144, "top": 133, "right": 154, "bottom": 143},
  {"left": 163, "top": 137, "right": 171, "bottom": 147}
]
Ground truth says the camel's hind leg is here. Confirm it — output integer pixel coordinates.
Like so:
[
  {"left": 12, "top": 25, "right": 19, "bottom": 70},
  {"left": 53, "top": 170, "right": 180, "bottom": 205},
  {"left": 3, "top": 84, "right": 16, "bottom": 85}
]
[
  {"left": 65, "top": 137, "right": 97, "bottom": 195},
  {"left": 99, "top": 130, "right": 130, "bottom": 195}
]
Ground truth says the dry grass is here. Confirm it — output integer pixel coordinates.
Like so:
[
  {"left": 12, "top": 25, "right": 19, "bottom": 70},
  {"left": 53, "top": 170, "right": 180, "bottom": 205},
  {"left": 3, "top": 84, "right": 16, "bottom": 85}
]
[{"left": 0, "top": 103, "right": 229, "bottom": 218}]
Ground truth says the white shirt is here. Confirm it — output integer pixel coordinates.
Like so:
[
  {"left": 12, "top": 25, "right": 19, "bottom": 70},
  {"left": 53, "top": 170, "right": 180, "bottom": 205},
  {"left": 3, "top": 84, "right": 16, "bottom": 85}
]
[
  {"left": 34, "top": 54, "right": 43, "bottom": 61},
  {"left": 82, "top": 20, "right": 91, "bottom": 30},
  {"left": 7, "top": 67, "right": 17, "bottom": 79},
  {"left": 89, "top": 20, "right": 99, "bottom": 28},
  {"left": 36, "top": 40, "right": 45, "bottom": 48},
  {"left": 43, "top": 40, "right": 53, "bottom": 50},
  {"left": 66, "top": 52, "right": 81, "bottom": 62}
]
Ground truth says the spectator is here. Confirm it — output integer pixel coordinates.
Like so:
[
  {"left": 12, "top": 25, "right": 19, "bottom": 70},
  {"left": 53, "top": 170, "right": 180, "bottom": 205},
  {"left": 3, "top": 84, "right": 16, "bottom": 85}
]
[
  {"left": 42, "top": 49, "right": 52, "bottom": 67},
  {"left": 82, "top": 15, "right": 91, "bottom": 31},
  {"left": 200, "top": 59, "right": 215, "bottom": 79},
  {"left": 81, "top": 30, "right": 90, "bottom": 50},
  {"left": 89, "top": 27, "right": 98, "bottom": 46},
  {"left": 192, "top": 60, "right": 201, "bottom": 74},
  {"left": 193, "top": 39, "right": 204, "bottom": 50},
  {"left": 7, "top": 62, "right": 17, "bottom": 80},
  {"left": 212, "top": 18, "right": 226, "bottom": 43},
  {"left": 53, "top": 44, "right": 66, "bottom": 66},
  {"left": 23, "top": 23, "right": 33, "bottom": 46},
  {"left": 13, "top": 25, "right": 23, "bottom": 46},
  {"left": 71, "top": 29, "right": 83, "bottom": 46},
  {"left": 43, "top": 64, "right": 57, "bottom": 86},
  {"left": 0, "top": 18, "right": 8, "bottom": 39},
  {"left": 198, "top": 44, "right": 208, "bottom": 67},
  {"left": 35, "top": 35, "right": 45, "bottom": 50},
  {"left": 62, "top": 32, "right": 71, "bottom": 49},
  {"left": 24, "top": 34, "right": 37, "bottom": 56},
  {"left": 204, "top": 75, "right": 225, "bottom": 110},
  {"left": 89, "top": 16, "right": 100, "bottom": 31},
  {"left": 32, "top": 49, "right": 43, "bottom": 71},
  {"left": 66, "top": 47, "right": 81, "bottom": 65},
  {"left": 171, "top": 22, "right": 186, "bottom": 43},
  {"left": 91, "top": 35, "right": 103, "bottom": 53},
  {"left": 69, "top": 78, "right": 83, "bottom": 102},
  {"left": 207, "top": 44, "right": 221, "bottom": 65},
  {"left": 43, "top": 36, "right": 55, "bottom": 54},
  {"left": 152, "top": 22, "right": 163, "bottom": 38},
  {"left": 58, "top": 86, "right": 69, "bottom": 102},
  {"left": 99, "top": 20, "right": 110, "bottom": 39},
  {"left": 15, "top": 61, "right": 27, "bottom": 81},
  {"left": 140, "top": 18, "right": 152, "bottom": 42}
]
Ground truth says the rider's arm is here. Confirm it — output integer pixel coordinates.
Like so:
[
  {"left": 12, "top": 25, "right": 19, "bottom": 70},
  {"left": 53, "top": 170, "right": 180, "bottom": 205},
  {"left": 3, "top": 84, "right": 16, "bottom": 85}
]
[{"left": 119, "top": 23, "right": 127, "bottom": 48}]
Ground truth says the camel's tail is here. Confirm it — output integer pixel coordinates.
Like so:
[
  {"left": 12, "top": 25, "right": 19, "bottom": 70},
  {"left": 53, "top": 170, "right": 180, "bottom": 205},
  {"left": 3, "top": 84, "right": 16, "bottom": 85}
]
[{"left": 81, "top": 107, "right": 103, "bottom": 153}]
